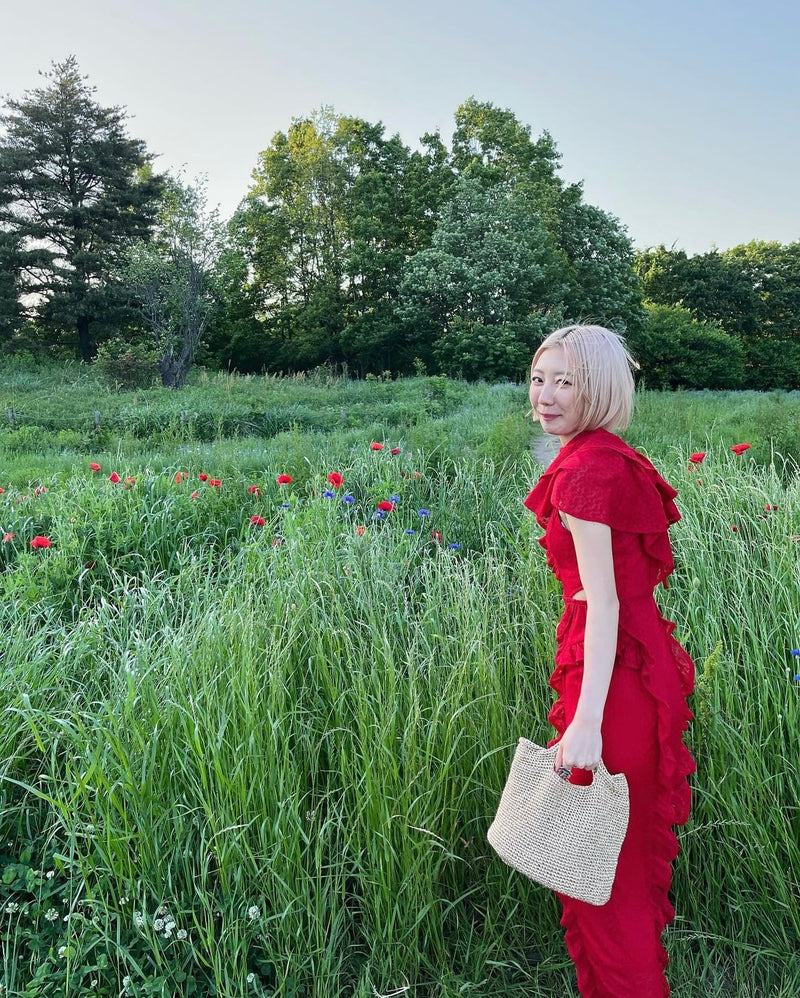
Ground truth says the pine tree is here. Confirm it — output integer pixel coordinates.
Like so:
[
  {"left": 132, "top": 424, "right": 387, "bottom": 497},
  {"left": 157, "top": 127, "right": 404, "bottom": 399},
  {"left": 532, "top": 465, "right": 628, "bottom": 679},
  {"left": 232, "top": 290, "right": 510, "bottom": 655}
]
[{"left": 0, "top": 56, "right": 163, "bottom": 359}]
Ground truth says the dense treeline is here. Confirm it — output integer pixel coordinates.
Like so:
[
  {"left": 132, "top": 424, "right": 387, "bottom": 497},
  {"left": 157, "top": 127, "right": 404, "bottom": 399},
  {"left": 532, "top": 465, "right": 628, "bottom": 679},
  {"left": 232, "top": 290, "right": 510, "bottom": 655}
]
[{"left": 1, "top": 58, "right": 798, "bottom": 388}]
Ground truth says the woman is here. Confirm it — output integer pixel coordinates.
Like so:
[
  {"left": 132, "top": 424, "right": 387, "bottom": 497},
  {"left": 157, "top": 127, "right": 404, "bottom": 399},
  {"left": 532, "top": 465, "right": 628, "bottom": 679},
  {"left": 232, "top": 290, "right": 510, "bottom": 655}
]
[{"left": 524, "top": 325, "right": 695, "bottom": 997}]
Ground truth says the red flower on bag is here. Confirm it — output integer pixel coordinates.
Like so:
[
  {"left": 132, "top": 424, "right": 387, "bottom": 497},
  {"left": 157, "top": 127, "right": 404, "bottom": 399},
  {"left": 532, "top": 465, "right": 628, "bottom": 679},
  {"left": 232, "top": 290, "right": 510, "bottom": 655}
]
[
  {"left": 277, "top": 474, "right": 293, "bottom": 484},
  {"left": 370, "top": 442, "right": 383, "bottom": 451},
  {"left": 731, "top": 443, "right": 751, "bottom": 455},
  {"left": 327, "top": 472, "right": 344, "bottom": 488},
  {"left": 109, "top": 472, "right": 121, "bottom": 483},
  {"left": 89, "top": 462, "right": 101, "bottom": 472},
  {"left": 377, "top": 500, "right": 394, "bottom": 512},
  {"left": 689, "top": 452, "right": 706, "bottom": 465},
  {"left": 30, "top": 535, "right": 51, "bottom": 548}
]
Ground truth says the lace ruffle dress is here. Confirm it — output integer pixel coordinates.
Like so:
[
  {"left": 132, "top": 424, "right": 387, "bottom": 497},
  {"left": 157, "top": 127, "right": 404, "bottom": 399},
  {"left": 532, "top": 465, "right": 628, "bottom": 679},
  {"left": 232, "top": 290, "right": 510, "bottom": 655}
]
[{"left": 524, "top": 428, "right": 695, "bottom": 998}]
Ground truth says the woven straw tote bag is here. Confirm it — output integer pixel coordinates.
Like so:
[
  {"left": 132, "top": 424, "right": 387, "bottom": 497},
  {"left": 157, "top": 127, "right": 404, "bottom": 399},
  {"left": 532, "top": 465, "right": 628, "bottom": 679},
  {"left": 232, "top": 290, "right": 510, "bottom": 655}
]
[{"left": 487, "top": 738, "right": 629, "bottom": 905}]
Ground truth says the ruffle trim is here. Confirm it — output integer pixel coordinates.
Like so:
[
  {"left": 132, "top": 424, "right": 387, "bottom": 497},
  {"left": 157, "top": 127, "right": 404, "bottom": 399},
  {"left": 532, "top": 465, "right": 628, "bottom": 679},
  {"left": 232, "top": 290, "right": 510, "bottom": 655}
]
[
  {"left": 524, "top": 429, "right": 681, "bottom": 589},
  {"left": 547, "top": 616, "right": 695, "bottom": 998}
]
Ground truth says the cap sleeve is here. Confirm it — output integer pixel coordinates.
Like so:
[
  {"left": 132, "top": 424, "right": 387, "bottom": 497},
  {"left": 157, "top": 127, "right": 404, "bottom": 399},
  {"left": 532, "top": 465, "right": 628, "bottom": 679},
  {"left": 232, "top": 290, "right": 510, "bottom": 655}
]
[{"left": 550, "top": 448, "right": 680, "bottom": 534}]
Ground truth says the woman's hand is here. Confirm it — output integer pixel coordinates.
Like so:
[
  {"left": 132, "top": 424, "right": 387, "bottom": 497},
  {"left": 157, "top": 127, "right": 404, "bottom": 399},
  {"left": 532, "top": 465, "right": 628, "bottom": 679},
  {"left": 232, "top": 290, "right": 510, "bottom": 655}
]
[{"left": 554, "top": 716, "right": 603, "bottom": 774}]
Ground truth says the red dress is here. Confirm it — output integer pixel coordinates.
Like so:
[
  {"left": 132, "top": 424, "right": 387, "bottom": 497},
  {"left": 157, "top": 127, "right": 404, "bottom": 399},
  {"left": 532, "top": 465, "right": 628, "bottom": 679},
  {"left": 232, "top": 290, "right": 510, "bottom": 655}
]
[{"left": 524, "top": 428, "right": 695, "bottom": 998}]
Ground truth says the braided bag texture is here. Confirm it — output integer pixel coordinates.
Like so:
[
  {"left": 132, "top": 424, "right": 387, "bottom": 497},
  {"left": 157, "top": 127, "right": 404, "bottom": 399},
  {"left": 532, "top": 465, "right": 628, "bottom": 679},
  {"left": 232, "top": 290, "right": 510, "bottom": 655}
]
[{"left": 487, "top": 739, "right": 629, "bottom": 905}]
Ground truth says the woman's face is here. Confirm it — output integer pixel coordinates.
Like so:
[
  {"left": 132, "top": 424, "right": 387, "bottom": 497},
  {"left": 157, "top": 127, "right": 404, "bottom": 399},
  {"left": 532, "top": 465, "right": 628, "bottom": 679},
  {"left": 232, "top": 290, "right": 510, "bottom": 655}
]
[{"left": 529, "top": 346, "right": 582, "bottom": 444}]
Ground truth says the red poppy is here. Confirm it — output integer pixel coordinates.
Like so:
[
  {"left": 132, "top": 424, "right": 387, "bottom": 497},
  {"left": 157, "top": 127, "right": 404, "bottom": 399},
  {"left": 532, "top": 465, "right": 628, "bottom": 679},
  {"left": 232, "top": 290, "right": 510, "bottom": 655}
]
[
  {"left": 250, "top": 515, "right": 266, "bottom": 526},
  {"left": 0, "top": 488, "right": 4, "bottom": 494},
  {"left": 356, "top": 525, "right": 366, "bottom": 536},
  {"left": 327, "top": 472, "right": 344, "bottom": 488},
  {"left": 765, "top": 504, "right": 779, "bottom": 511},
  {"left": 190, "top": 491, "right": 199, "bottom": 499},
  {"left": 247, "top": 484, "right": 262, "bottom": 496},
  {"left": 689, "top": 452, "right": 706, "bottom": 465},
  {"left": 431, "top": 529, "right": 443, "bottom": 544},
  {"left": 30, "top": 535, "right": 51, "bottom": 549},
  {"left": 89, "top": 463, "right": 101, "bottom": 472},
  {"left": 370, "top": 442, "right": 384, "bottom": 451},
  {"left": 34, "top": 486, "right": 47, "bottom": 497},
  {"left": 198, "top": 473, "right": 209, "bottom": 481},
  {"left": 174, "top": 472, "right": 183, "bottom": 484},
  {"left": 124, "top": 477, "right": 136, "bottom": 488},
  {"left": 208, "top": 478, "right": 221, "bottom": 488},
  {"left": 390, "top": 447, "right": 401, "bottom": 456},
  {"left": 377, "top": 500, "right": 395, "bottom": 512},
  {"left": 2, "top": 532, "right": 14, "bottom": 543},
  {"left": 277, "top": 474, "right": 293, "bottom": 484},
  {"left": 272, "top": 537, "right": 285, "bottom": 547},
  {"left": 413, "top": 471, "right": 422, "bottom": 479},
  {"left": 731, "top": 443, "right": 751, "bottom": 455},
  {"left": 109, "top": 472, "right": 121, "bottom": 483},
  {"left": 731, "top": 525, "right": 739, "bottom": 532}
]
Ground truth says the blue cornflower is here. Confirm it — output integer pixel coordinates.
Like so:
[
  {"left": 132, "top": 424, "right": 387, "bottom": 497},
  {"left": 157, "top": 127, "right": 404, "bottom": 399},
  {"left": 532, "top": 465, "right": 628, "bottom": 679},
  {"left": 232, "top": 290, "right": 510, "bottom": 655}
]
[
  {"left": 280, "top": 502, "right": 291, "bottom": 509},
  {"left": 323, "top": 490, "right": 336, "bottom": 499},
  {"left": 373, "top": 510, "right": 385, "bottom": 520},
  {"left": 448, "top": 542, "right": 462, "bottom": 550},
  {"left": 418, "top": 509, "right": 430, "bottom": 517},
  {"left": 794, "top": 674, "right": 800, "bottom": 682},
  {"left": 405, "top": 529, "right": 415, "bottom": 535},
  {"left": 342, "top": 495, "right": 355, "bottom": 504},
  {"left": 389, "top": 494, "right": 401, "bottom": 504},
  {"left": 791, "top": 649, "right": 800, "bottom": 657}
]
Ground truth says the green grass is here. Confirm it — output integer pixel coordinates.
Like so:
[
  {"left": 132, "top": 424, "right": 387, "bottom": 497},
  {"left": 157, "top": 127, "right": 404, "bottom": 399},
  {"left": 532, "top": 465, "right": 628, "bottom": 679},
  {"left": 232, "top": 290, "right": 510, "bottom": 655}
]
[{"left": 1, "top": 365, "right": 799, "bottom": 996}]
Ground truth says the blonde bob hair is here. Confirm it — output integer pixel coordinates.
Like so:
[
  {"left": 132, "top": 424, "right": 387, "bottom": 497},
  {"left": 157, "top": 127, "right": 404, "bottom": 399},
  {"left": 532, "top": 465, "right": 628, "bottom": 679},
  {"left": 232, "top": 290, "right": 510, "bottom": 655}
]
[{"left": 531, "top": 324, "right": 639, "bottom": 433}]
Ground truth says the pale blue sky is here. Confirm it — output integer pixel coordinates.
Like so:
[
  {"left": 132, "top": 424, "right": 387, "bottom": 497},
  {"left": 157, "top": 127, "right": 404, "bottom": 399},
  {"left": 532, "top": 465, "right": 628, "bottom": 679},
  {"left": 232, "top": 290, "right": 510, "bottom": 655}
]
[{"left": 3, "top": 0, "right": 798, "bottom": 254}]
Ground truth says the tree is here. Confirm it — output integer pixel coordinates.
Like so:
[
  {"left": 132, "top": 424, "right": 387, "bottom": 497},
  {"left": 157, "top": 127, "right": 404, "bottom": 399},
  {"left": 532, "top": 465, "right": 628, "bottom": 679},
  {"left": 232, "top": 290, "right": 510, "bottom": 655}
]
[
  {"left": 398, "top": 178, "right": 564, "bottom": 379},
  {"left": 0, "top": 226, "right": 24, "bottom": 346},
  {"left": 0, "top": 56, "right": 163, "bottom": 360},
  {"left": 122, "top": 176, "right": 223, "bottom": 388},
  {"left": 628, "top": 304, "right": 744, "bottom": 389},
  {"left": 240, "top": 111, "right": 456, "bottom": 374},
  {"left": 635, "top": 247, "right": 757, "bottom": 337},
  {"left": 450, "top": 99, "right": 644, "bottom": 336}
]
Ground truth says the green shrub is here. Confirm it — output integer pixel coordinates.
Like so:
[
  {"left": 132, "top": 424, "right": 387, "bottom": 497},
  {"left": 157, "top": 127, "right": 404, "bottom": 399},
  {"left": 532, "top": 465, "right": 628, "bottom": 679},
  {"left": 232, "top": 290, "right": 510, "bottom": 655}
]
[{"left": 94, "top": 337, "right": 159, "bottom": 390}]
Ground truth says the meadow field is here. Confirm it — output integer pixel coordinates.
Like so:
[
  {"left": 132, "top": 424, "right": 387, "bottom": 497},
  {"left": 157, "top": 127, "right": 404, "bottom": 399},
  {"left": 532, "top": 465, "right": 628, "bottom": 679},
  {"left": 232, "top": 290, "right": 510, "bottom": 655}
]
[{"left": 1, "top": 363, "right": 799, "bottom": 997}]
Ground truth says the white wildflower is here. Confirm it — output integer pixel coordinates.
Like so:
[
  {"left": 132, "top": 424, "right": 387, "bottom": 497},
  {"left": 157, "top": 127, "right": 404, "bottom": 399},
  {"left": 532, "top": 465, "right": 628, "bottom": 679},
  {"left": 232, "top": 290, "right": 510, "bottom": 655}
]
[
  {"left": 57, "top": 946, "right": 67, "bottom": 958},
  {"left": 46, "top": 870, "right": 55, "bottom": 879},
  {"left": 45, "top": 908, "right": 59, "bottom": 922},
  {"left": 247, "top": 904, "right": 260, "bottom": 920},
  {"left": 4, "top": 902, "right": 19, "bottom": 914},
  {"left": 153, "top": 917, "right": 165, "bottom": 931},
  {"left": 132, "top": 910, "right": 144, "bottom": 928},
  {"left": 177, "top": 928, "right": 188, "bottom": 940}
]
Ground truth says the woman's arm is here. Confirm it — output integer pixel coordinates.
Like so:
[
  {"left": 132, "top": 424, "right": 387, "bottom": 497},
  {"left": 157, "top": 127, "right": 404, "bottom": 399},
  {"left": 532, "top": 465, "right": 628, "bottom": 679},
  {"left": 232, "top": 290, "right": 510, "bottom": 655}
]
[{"left": 553, "top": 513, "right": 619, "bottom": 773}]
